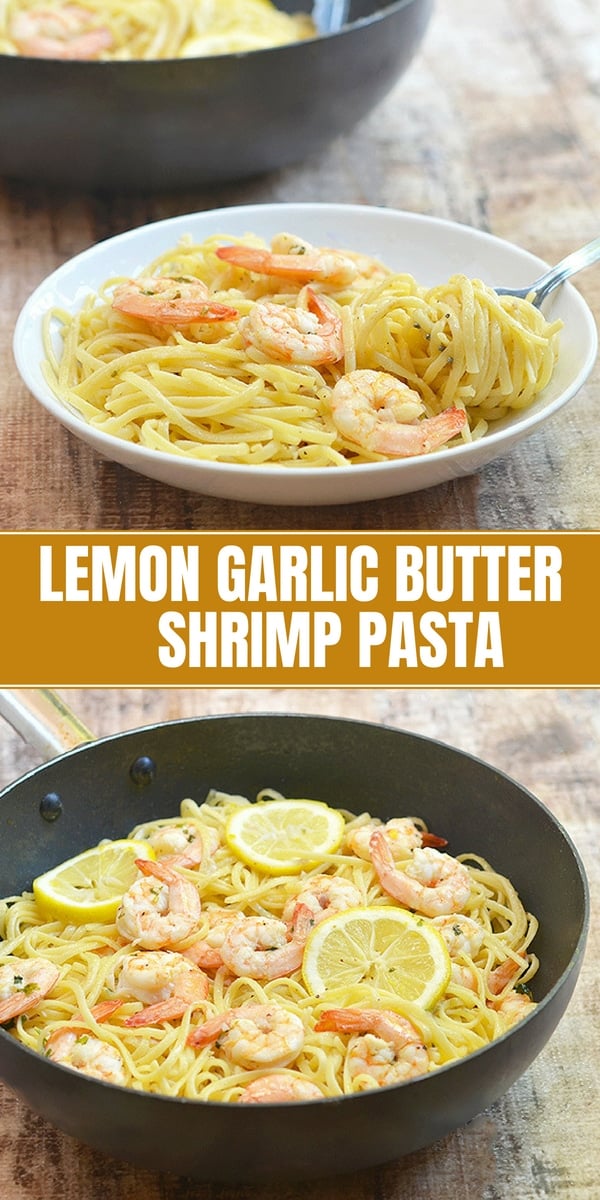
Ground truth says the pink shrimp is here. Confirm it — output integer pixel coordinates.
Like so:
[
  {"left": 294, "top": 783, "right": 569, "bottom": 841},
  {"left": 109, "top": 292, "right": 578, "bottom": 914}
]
[
  {"left": 331, "top": 369, "right": 467, "bottom": 457},
  {"left": 188, "top": 1003, "right": 305, "bottom": 1068},
  {"left": 489, "top": 988, "right": 536, "bottom": 1028},
  {"left": 219, "top": 904, "right": 314, "bottom": 981},
  {"left": 114, "top": 950, "right": 210, "bottom": 1026},
  {"left": 370, "top": 830, "right": 471, "bottom": 917},
  {"left": 145, "top": 819, "right": 220, "bottom": 870},
  {"left": 11, "top": 5, "right": 113, "bottom": 59},
  {"left": 182, "top": 909, "right": 246, "bottom": 972},
  {"left": 240, "top": 287, "right": 343, "bottom": 366},
  {"left": 282, "top": 875, "right": 361, "bottom": 928},
  {"left": 346, "top": 817, "right": 448, "bottom": 862},
  {"left": 44, "top": 999, "right": 126, "bottom": 1085},
  {"left": 115, "top": 859, "right": 201, "bottom": 950},
  {"left": 431, "top": 914, "right": 486, "bottom": 990},
  {"left": 239, "top": 1073, "right": 323, "bottom": 1102},
  {"left": 216, "top": 233, "right": 371, "bottom": 287},
  {"left": 0, "top": 958, "right": 60, "bottom": 1023},
  {"left": 488, "top": 955, "right": 529, "bottom": 997},
  {"left": 112, "top": 276, "right": 238, "bottom": 327},
  {"left": 315, "top": 1007, "right": 429, "bottom": 1089}
]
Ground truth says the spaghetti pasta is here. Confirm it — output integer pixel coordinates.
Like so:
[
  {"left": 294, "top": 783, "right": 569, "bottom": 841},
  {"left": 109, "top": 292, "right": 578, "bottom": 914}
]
[
  {"left": 0, "top": 790, "right": 539, "bottom": 1101},
  {"left": 42, "top": 231, "right": 562, "bottom": 467},
  {"left": 0, "top": 0, "right": 314, "bottom": 60}
]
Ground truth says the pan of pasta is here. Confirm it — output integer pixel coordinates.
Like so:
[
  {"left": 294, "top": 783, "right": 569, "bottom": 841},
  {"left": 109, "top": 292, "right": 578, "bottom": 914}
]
[
  {"left": 13, "top": 203, "right": 598, "bottom": 505},
  {"left": 0, "top": 693, "right": 589, "bottom": 1182},
  {"left": 0, "top": 0, "right": 433, "bottom": 189}
]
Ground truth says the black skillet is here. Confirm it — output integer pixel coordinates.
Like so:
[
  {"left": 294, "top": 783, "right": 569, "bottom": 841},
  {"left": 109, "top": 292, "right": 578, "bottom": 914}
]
[
  {"left": 0, "top": 691, "right": 589, "bottom": 1183},
  {"left": 0, "top": 0, "right": 434, "bottom": 191}
]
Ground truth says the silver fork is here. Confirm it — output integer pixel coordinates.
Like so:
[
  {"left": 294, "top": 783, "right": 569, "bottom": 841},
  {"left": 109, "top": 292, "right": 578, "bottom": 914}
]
[
  {"left": 312, "top": 0, "right": 350, "bottom": 34},
  {"left": 495, "top": 234, "right": 600, "bottom": 307}
]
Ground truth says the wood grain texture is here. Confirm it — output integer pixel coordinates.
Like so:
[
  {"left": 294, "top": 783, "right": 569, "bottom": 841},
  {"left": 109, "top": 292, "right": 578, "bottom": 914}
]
[
  {"left": 0, "top": 687, "right": 598, "bottom": 1200},
  {"left": 1, "top": 0, "right": 599, "bottom": 530}
]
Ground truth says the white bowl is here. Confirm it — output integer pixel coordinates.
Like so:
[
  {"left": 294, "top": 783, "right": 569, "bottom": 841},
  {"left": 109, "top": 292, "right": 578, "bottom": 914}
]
[{"left": 13, "top": 203, "right": 598, "bottom": 506}]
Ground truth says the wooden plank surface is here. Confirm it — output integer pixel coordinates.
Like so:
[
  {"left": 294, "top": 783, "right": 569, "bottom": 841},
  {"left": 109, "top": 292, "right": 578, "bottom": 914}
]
[
  {"left": 0, "top": 686, "right": 597, "bottom": 1199},
  {"left": 1, "top": 0, "right": 599, "bottom": 530}
]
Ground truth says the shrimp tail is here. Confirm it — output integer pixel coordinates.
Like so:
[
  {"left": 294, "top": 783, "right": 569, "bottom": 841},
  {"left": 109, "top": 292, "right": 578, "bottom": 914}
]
[
  {"left": 305, "top": 287, "right": 339, "bottom": 333},
  {"left": 124, "top": 998, "right": 190, "bottom": 1027},
  {"left": 290, "top": 901, "right": 316, "bottom": 942},
  {"left": 161, "top": 852, "right": 199, "bottom": 870},
  {"left": 89, "top": 999, "right": 124, "bottom": 1023},
  {"left": 488, "top": 956, "right": 527, "bottom": 996},
  {"left": 0, "top": 993, "right": 37, "bottom": 1023},
  {"left": 419, "top": 407, "right": 467, "bottom": 452},
  {"left": 216, "top": 244, "right": 319, "bottom": 281},
  {"left": 134, "top": 858, "right": 176, "bottom": 884},
  {"left": 314, "top": 1007, "right": 365, "bottom": 1035},
  {"left": 198, "top": 300, "right": 240, "bottom": 323},
  {"left": 0, "top": 962, "right": 60, "bottom": 1024},
  {"left": 187, "top": 1011, "right": 229, "bottom": 1048},
  {"left": 181, "top": 942, "right": 224, "bottom": 972},
  {"left": 421, "top": 832, "right": 448, "bottom": 849}
]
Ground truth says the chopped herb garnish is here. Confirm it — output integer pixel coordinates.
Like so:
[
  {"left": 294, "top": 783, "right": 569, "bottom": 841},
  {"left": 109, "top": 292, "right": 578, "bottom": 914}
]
[{"left": 515, "top": 983, "right": 533, "bottom": 997}]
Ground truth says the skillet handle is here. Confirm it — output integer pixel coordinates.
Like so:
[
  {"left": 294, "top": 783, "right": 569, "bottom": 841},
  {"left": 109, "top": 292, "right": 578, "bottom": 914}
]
[{"left": 0, "top": 689, "right": 94, "bottom": 761}]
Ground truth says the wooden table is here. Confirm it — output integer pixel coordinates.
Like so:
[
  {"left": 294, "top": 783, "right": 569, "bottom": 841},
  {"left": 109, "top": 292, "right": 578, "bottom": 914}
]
[
  {"left": 0, "top": 686, "right": 597, "bottom": 1200},
  {"left": 1, "top": 0, "right": 599, "bottom": 531}
]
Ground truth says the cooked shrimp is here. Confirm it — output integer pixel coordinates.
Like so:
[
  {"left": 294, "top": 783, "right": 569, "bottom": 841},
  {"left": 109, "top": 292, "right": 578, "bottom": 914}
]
[
  {"left": 431, "top": 914, "right": 485, "bottom": 958},
  {"left": 182, "top": 909, "right": 245, "bottom": 972},
  {"left": 219, "top": 904, "right": 314, "bottom": 981},
  {"left": 315, "top": 1007, "right": 429, "bottom": 1089},
  {"left": 346, "top": 817, "right": 448, "bottom": 862},
  {"left": 488, "top": 955, "right": 528, "bottom": 996},
  {"left": 188, "top": 1002, "right": 305, "bottom": 1068},
  {"left": 11, "top": 5, "right": 113, "bottom": 59},
  {"left": 112, "top": 276, "right": 238, "bottom": 327},
  {"left": 370, "top": 832, "right": 471, "bottom": 917},
  {"left": 114, "top": 950, "right": 210, "bottom": 1026},
  {"left": 115, "top": 859, "right": 201, "bottom": 950},
  {"left": 45, "top": 1025, "right": 127, "bottom": 1084},
  {"left": 240, "top": 288, "right": 343, "bottom": 365},
  {"left": 431, "top": 914, "right": 486, "bottom": 990},
  {"left": 216, "top": 233, "right": 366, "bottom": 287},
  {"left": 282, "top": 875, "right": 361, "bottom": 927},
  {"left": 239, "top": 1073, "right": 323, "bottom": 1103},
  {"left": 146, "top": 820, "right": 220, "bottom": 870},
  {"left": 331, "top": 369, "right": 467, "bottom": 457},
  {"left": 0, "top": 958, "right": 60, "bottom": 1023},
  {"left": 44, "top": 999, "right": 126, "bottom": 1085},
  {"left": 489, "top": 988, "right": 536, "bottom": 1029}
]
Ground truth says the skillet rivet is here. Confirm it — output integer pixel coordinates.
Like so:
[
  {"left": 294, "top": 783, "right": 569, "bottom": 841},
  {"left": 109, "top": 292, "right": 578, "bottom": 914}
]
[
  {"left": 129, "top": 755, "right": 156, "bottom": 786},
  {"left": 39, "top": 793, "right": 63, "bottom": 821}
]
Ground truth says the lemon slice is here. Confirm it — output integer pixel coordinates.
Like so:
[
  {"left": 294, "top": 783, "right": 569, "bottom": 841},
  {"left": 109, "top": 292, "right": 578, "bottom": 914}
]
[
  {"left": 302, "top": 905, "right": 451, "bottom": 1009},
  {"left": 224, "top": 798, "right": 346, "bottom": 876},
  {"left": 33, "top": 839, "right": 155, "bottom": 924}
]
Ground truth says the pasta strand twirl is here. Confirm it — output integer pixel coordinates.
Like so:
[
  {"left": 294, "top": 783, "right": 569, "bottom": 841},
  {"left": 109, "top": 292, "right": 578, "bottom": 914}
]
[{"left": 41, "top": 232, "right": 562, "bottom": 468}]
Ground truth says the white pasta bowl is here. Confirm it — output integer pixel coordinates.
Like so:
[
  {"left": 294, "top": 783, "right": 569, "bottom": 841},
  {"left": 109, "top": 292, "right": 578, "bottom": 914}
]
[{"left": 13, "top": 203, "right": 598, "bottom": 506}]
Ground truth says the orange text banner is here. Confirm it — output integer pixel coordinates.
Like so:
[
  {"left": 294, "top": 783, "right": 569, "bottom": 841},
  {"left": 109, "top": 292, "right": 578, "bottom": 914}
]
[{"left": 1, "top": 532, "right": 597, "bottom": 686}]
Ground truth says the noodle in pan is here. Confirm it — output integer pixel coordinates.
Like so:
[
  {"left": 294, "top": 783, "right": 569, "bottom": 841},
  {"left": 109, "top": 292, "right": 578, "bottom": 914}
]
[
  {"left": 0, "top": 790, "right": 539, "bottom": 1102},
  {"left": 42, "top": 231, "right": 562, "bottom": 467},
  {"left": 0, "top": 0, "right": 314, "bottom": 60}
]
